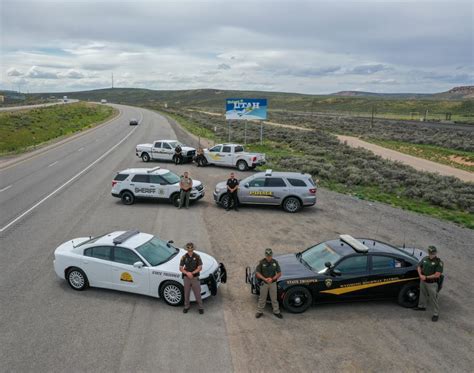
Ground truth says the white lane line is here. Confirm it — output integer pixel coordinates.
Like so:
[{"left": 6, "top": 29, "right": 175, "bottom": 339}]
[
  {"left": 0, "top": 185, "right": 12, "bottom": 193},
  {"left": 78, "top": 147, "right": 84, "bottom": 152},
  {"left": 48, "top": 161, "right": 59, "bottom": 167},
  {"left": 0, "top": 125, "right": 139, "bottom": 233}
]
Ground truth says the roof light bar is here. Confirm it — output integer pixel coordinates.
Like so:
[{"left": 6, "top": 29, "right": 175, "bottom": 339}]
[
  {"left": 113, "top": 230, "right": 140, "bottom": 245},
  {"left": 340, "top": 234, "right": 369, "bottom": 253},
  {"left": 147, "top": 167, "right": 161, "bottom": 173},
  {"left": 265, "top": 169, "right": 272, "bottom": 176}
]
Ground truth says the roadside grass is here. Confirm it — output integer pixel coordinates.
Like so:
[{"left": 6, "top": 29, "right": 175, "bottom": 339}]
[
  {"left": 365, "top": 139, "right": 474, "bottom": 172},
  {"left": 0, "top": 102, "right": 116, "bottom": 154},
  {"left": 164, "top": 110, "right": 474, "bottom": 229}
]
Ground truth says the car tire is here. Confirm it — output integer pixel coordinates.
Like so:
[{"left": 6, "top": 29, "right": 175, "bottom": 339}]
[
  {"left": 397, "top": 282, "right": 420, "bottom": 308},
  {"left": 282, "top": 286, "right": 312, "bottom": 313},
  {"left": 66, "top": 267, "right": 89, "bottom": 291},
  {"left": 220, "top": 194, "right": 234, "bottom": 209},
  {"left": 237, "top": 160, "right": 248, "bottom": 171},
  {"left": 141, "top": 153, "right": 150, "bottom": 162},
  {"left": 160, "top": 281, "right": 184, "bottom": 306},
  {"left": 282, "top": 196, "right": 302, "bottom": 213},
  {"left": 121, "top": 191, "right": 135, "bottom": 205},
  {"left": 171, "top": 193, "right": 180, "bottom": 207}
]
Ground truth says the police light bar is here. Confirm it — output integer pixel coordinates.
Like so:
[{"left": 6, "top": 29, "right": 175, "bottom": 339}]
[
  {"left": 113, "top": 230, "right": 140, "bottom": 245},
  {"left": 265, "top": 169, "right": 272, "bottom": 176},
  {"left": 147, "top": 167, "right": 161, "bottom": 173},
  {"left": 340, "top": 234, "right": 369, "bottom": 253}
]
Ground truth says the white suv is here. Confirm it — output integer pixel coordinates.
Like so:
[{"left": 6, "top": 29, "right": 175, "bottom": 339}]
[{"left": 111, "top": 167, "right": 205, "bottom": 206}]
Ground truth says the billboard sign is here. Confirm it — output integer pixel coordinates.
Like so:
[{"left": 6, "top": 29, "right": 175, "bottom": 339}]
[{"left": 225, "top": 98, "right": 267, "bottom": 120}]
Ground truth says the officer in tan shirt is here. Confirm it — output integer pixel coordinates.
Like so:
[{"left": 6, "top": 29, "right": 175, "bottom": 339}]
[{"left": 178, "top": 171, "right": 193, "bottom": 209}]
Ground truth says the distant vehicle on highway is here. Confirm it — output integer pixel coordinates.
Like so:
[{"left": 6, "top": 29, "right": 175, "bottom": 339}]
[
  {"left": 136, "top": 139, "right": 196, "bottom": 163},
  {"left": 129, "top": 118, "right": 139, "bottom": 125},
  {"left": 111, "top": 166, "right": 204, "bottom": 206},
  {"left": 100, "top": 99, "right": 107, "bottom": 104},
  {"left": 54, "top": 230, "right": 226, "bottom": 306},
  {"left": 214, "top": 169, "right": 316, "bottom": 212},
  {"left": 246, "top": 235, "right": 426, "bottom": 313},
  {"left": 203, "top": 143, "right": 266, "bottom": 171},
  {"left": 63, "top": 95, "right": 68, "bottom": 103}
]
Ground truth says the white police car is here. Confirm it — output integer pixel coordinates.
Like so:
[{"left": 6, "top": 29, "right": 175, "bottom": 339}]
[
  {"left": 111, "top": 167, "right": 205, "bottom": 206},
  {"left": 53, "top": 230, "right": 227, "bottom": 306}
]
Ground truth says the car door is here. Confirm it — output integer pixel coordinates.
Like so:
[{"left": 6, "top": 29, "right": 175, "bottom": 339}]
[
  {"left": 220, "top": 145, "right": 233, "bottom": 165},
  {"left": 207, "top": 145, "right": 223, "bottom": 164},
  {"left": 368, "top": 255, "right": 413, "bottom": 298},
  {"left": 318, "top": 255, "right": 369, "bottom": 302},
  {"left": 109, "top": 247, "right": 150, "bottom": 295},
  {"left": 263, "top": 177, "right": 289, "bottom": 205},
  {"left": 82, "top": 246, "right": 114, "bottom": 287},
  {"left": 149, "top": 174, "right": 169, "bottom": 199},
  {"left": 151, "top": 141, "right": 163, "bottom": 160},
  {"left": 239, "top": 177, "right": 267, "bottom": 203},
  {"left": 130, "top": 174, "right": 152, "bottom": 198}
]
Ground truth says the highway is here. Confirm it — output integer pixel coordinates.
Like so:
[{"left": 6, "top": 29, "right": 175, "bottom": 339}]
[{"left": 1, "top": 104, "right": 473, "bottom": 372}]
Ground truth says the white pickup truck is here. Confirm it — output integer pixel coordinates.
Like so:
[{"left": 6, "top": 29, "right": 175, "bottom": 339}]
[
  {"left": 203, "top": 143, "right": 266, "bottom": 171},
  {"left": 136, "top": 139, "right": 196, "bottom": 163}
]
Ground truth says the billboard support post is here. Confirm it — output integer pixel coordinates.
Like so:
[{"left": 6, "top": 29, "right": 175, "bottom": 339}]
[
  {"left": 244, "top": 121, "right": 247, "bottom": 145},
  {"left": 227, "top": 119, "right": 230, "bottom": 142},
  {"left": 260, "top": 122, "right": 263, "bottom": 145},
  {"left": 225, "top": 98, "right": 267, "bottom": 145}
]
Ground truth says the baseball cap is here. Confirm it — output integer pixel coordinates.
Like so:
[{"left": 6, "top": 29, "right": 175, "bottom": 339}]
[
  {"left": 428, "top": 245, "right": 437, "bottom": 254},
  {"left": 265, "top": 248, "right": 273, "bottom": 256}
]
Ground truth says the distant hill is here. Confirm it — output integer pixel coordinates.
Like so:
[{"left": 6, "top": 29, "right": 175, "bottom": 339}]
[{"left": 332, "top": 86, "right": 474, "bottom": 100}]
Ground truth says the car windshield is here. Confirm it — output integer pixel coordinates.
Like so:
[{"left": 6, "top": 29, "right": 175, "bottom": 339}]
[
  {"left": 168, "top": 141, "right": 183, "bottom": 148},
  {"left": 301, "top": 242, "right": 342, "bottom": 273},
  {"left": 136, "top": 236, "right": 179, "bottom": 266},
  {"left": 161, "top": 171, "right": 180, "bottom": 184}
]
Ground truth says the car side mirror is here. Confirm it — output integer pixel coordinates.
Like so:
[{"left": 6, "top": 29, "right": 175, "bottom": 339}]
[
  {"left": 244, "top": 183, "right": 249, "bottom": 188},
  {"left": 133, "top": 261, "right": 144, "bottom": 269},
  {"left": 325, "top": 261, "right": 332, "bottom": 268},
  {"left": 168, "top": 240, "right": 174, "bottom": 244}
]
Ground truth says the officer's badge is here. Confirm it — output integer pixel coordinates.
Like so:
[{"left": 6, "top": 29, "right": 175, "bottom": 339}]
[
  {"left": 273, "top": 263, "right": 276, "bottom": 267},
  {"left": 325, "top": 278, "right": 332, "bottom": 288}
]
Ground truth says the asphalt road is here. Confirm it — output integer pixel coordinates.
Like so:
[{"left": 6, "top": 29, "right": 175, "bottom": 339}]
[{"left": 1, "top": 104, "right": 473, "bottom": 372}]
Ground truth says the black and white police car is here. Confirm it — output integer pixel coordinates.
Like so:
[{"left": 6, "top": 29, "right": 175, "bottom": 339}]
[
  {"left": 54, "top": 230, "right": 226, "bottom": 306},
  {"left": 111, "top": 167, "right": 205, "bottom": 206},
  {"left": 246, "top": 235, "right": 426, "bottom": 313}
]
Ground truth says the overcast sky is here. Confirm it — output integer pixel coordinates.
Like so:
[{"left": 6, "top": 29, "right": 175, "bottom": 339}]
[{"left": 1, "top": 0, "right": 473, "bottom": 94}]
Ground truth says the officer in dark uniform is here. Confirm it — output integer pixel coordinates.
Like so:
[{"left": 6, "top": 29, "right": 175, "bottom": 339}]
[
  {"left": 255, "top": 248, "right": 283, "bottom": 319},
  {"left": 174, "top": 144, "right": 183, "bottom": 165},
  {"left": 226, "top": 172, "right": 239, "bottom": 211},
  {"left": 413, "top": 246, "right": 444, "bottom": 322},
  {"left": 179, "top": 242, "right": 204, "bottom": 314}
]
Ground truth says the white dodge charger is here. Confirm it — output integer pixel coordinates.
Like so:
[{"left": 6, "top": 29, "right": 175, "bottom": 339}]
[{"left": 53, "top": 230, "right": 226, "bottom": 306}]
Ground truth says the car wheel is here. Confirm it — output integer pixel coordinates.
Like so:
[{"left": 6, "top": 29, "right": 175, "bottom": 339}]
[
  {"left": 283, "top": 286, "right": 312, "bottom": 313},
  {"left": 171, "top": 193, "right": 180, "bottom": 207},
  {"left": 160, "top": 281, "right": 184, "bottom": 306},
  {"left": 283, "top": 196, "right": 302, "bottom": 213},
  {"left": 141, "top": 153, "right": 150, "bottom": 162},
  {"left": 397, "top": 282, "right": 419, "bottom": 308},
  {"left": 66, "top": 267, "right": 89, "bottom": 291},
  {"left": 237, "top": 160, "right": 248, "bottom": 171},
  {"left": 121, "top": 191, "right": 135, "bottom": 205},
  {"left": 220, "top": 194, "right": 234, "bottom": 209}
]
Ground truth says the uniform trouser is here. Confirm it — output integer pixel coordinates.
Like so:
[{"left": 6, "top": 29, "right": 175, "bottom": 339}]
[
  {"left": 179, "top": 189, "right": 191, "bottom": 208},
  {"left": 183, "top": 276, "right": 203, "bottom": 309},
  {"left": 257, "top": 282, "right": 280, "bottom": 314},
  {"left": 227, "top": 191, "right": 239, "bottom": 209},
  {"left": 418, "top": 281, "right": 439, "bottom": 316},
  {"left": 196, "top": 155, "right": 206, "bottom": 166}
]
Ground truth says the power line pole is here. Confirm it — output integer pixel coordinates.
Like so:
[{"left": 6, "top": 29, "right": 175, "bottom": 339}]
[{"left": 111, "top": 73, "right": 114, "bottom": 89}]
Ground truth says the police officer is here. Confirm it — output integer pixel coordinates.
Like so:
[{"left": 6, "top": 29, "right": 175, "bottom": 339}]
[
  {"left": 413, "top": 246, "right": 444, "bottom": 322},
  {"left": 174, "top": 144, "right": 183, "bottom": 165},
  {"left": 178, "top": 171, "right": 192, "bottom": 209},
  {"left": 195, "top": 146, "right": 206, "bottom": 167},
  {"left": 226, "top": 172, "right": 239, "bottom": 211},
  {"left": 255, "top": 248, "right": 283, "bottom": 319},
  {"left": 179, "top": 242, "right": 204, "bottom": 314}
]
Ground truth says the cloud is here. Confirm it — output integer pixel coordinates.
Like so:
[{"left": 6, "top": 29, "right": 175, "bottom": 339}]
[
  {"left": 346, "top": 64, "right": 387, "bottom": 75},
  {"left": 366, "top": 78, "right": 398, "bottom": 85},
  {"left": 60, "top": 69, "right": 85, "bottom": 79},
  {"left": 81, "top": 63, "right": 119, "bottom": 71},
  {"left": 26, "top": 66, "right": 58, "bottom": 79},
  {"left": 218, "top": 63, "right": 231, "bottom": 70},
  {"left": 7, "top": 68, "right": 23, "bottom": 76}
]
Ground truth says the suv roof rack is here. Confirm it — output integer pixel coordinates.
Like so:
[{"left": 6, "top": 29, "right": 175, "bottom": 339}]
[
  {"left": 113, "top": 230, "right": 140, "bottom": 245},
  {"left": 340, "top": 234, "right": 369, "bottom": 253},
  {"left": 147, "top": 167, "right": 161, "bottom": 173}
]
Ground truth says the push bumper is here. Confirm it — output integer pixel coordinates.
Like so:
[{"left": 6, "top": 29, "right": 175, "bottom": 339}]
[
  {"left": 201, "top": 263, "right": 227, "bottom": 296},
  {"left": 245, "top": 266, "right": 258, "bottom": 295}
]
